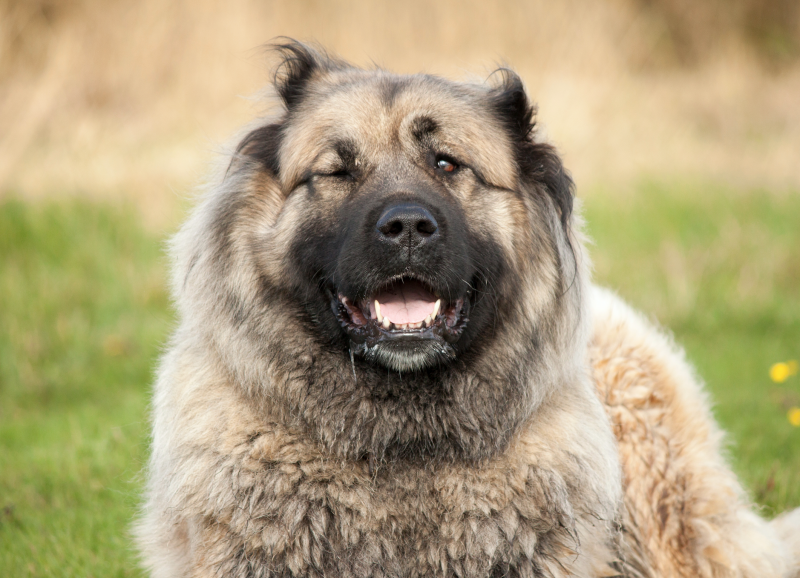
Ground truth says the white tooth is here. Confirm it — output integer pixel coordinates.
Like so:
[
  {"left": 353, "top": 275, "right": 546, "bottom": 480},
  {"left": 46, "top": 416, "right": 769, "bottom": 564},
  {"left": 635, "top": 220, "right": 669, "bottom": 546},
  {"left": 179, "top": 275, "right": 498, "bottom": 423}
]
[
  {"left": 398, "top": 323, "right": 408, "bottom": 330},
  {"left": 424, "top": 315, "right": 432, "bottom": 326},
  {"left": 432, "top": 299, "right": 441, "bottom": 318},
  {"left": 410, "top": 322, "right": 421, "bottom": 329},
  {"left": 382, "top": 317, "right": 391, "bottom": 329},
  {"left": 374, "top": 300, "right": 382, "bottom": 322}
]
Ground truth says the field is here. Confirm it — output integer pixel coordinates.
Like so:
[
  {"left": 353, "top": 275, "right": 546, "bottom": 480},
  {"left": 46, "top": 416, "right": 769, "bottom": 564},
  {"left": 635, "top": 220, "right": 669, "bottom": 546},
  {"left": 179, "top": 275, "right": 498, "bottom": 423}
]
[
  {"left": 1, "top": 186, "right": 798, "bottom": 576},
  {"left": 2, "top": 0, "right": 799, "bottom": 574}
]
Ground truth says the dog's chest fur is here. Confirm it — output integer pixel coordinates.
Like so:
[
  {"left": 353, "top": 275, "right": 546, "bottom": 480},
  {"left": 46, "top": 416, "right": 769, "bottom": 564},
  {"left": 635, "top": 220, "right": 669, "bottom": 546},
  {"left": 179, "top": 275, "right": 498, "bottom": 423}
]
[{"left": 195, "top": 421, "right": 612, "bottom": 578}]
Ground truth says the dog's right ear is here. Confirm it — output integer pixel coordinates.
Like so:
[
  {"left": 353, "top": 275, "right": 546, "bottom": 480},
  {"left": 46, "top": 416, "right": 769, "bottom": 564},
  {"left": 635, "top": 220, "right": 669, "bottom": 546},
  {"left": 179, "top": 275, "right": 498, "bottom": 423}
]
[
  {"left": 272, "top": 40, "right": 342, "bottom": 111},
  {"left": 232, "top": 41, "right": 343, "bottom": 177},
  {"left": 234, "top": 123, "right": 283, "bottom": 177}
]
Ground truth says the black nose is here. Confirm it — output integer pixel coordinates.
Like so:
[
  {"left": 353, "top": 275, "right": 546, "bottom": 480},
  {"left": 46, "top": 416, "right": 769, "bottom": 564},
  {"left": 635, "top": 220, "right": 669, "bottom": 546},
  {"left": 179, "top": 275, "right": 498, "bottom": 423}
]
[{"left": 376, "top": 203, "right": 439, "bottom": 244}]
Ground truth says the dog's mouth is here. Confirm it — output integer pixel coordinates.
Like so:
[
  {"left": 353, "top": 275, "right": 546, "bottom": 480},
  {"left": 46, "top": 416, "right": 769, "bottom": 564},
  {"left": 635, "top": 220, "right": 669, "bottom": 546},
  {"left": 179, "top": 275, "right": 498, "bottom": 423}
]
[{"left": 332, "top": 277, "right": 469, "bottom": 350}]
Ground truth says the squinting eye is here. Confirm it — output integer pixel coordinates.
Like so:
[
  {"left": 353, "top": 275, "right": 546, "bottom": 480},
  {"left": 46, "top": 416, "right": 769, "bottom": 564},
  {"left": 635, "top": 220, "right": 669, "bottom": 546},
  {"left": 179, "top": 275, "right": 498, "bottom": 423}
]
[
  {"left": 327, "top": 168, "right": 353, "bottom": 179},
  {"left": 436, "top": 158, "right": 457, "bottom": 173}
]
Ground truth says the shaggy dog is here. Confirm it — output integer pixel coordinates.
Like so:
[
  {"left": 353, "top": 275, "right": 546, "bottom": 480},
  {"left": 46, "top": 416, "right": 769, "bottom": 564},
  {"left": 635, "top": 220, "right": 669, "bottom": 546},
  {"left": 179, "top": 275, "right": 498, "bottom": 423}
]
[{"left": 137, "top": 42, "right": 799, "bottom": 577}]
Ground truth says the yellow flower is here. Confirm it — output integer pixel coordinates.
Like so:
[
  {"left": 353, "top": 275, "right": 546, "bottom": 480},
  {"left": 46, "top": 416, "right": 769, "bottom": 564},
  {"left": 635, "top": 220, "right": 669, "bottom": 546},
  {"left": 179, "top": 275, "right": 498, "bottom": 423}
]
[
  {"left": 770, "top": 360, "right": 798, "bottom": 383},
  {"left": 788, "top": 407, "right": 800, "bottom": 428}
]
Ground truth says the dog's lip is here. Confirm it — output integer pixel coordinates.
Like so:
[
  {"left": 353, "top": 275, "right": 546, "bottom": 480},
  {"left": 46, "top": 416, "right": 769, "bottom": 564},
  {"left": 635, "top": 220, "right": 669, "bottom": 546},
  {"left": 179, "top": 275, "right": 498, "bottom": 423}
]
[{"left": 331, "top": 277, "right": 469, "bottom": 346}]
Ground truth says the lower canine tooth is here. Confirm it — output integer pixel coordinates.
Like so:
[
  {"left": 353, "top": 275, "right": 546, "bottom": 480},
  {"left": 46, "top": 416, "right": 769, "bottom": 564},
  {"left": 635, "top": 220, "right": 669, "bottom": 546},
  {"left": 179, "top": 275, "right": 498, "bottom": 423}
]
[
  {"left": 432, "top": 299, "right": 441, "bottom": 318},
  {"left": 382, "top": 317, "right": 390, "bottom": 329},
  {"left": 423, "top": 315, "right": 432, "bottom": 325}
]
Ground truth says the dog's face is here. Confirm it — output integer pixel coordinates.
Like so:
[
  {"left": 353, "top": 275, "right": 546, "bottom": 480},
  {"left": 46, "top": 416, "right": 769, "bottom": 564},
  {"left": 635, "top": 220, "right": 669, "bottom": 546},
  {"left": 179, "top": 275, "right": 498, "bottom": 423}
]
[
  {"left": 178, "top": 43, "right": 586, "bottom": 460},
  {"left": 275, "top": 71, "right": 525, "bottom": 372}
]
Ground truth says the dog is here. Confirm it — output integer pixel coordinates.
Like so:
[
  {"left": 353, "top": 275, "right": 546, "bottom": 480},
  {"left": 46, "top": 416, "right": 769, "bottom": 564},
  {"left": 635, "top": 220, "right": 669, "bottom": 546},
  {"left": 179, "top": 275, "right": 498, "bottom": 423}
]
[{"left": 136, "top": 41, "right": 799, "bottom": 577}]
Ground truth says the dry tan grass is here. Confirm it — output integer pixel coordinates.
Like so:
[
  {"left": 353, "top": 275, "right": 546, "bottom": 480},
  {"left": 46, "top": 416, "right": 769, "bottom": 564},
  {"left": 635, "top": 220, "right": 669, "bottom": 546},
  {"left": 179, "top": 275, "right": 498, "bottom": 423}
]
[{"left": 1, "top": 0, "right": 799, "bottom": 225}]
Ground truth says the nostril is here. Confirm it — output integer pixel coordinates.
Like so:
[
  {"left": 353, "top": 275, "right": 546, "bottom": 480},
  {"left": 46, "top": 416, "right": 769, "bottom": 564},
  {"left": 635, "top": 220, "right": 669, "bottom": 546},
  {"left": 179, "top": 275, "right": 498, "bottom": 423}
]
[
  {"left": 380, "top": 220, "right": 404, "bottom": 237},
  {"left": 416, "top": 218, "right": 437, "bottom": 237}
]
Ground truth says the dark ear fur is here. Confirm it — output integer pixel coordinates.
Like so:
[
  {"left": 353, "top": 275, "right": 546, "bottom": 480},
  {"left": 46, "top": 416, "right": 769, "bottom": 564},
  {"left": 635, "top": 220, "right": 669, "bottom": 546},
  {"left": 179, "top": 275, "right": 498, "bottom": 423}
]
[
  {"left": 233, "top": 41, "right": 343, "bottom": 177},
  {"left": 490, "top": 70, "right": 574, "bottom": 231},
  {"left": 235, "top": 123, "right": 283, "bottom": 176},
  {"left": 271, "top": 39, "right": 344, "bottom": 110}
]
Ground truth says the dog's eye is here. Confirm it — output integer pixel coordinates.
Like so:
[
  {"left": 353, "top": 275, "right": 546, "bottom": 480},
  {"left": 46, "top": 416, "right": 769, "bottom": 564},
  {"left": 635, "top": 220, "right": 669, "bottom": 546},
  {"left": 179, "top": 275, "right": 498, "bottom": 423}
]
[
  {"left": 326, "top": 168, "right": 353, "bottom": 179},
  {"left": 435, "top": 157, "right": 458, "bottom": 173}
]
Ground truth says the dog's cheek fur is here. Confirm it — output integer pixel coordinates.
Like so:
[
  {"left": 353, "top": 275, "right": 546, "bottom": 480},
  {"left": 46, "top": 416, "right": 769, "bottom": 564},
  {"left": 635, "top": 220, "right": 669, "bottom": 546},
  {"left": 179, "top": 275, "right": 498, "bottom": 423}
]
[{"left": 173, "top": 163, "right": 579, "bottom": 464}]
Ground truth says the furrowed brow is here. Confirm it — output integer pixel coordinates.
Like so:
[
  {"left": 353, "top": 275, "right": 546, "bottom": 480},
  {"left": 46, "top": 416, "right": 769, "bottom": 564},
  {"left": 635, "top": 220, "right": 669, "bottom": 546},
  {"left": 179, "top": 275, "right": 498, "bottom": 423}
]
[
  {"left": 333, "top": 138, "right": 359, "bottom": 167},
  {"left": 410, "top": 116, "right": 439, "bottom": 142}
]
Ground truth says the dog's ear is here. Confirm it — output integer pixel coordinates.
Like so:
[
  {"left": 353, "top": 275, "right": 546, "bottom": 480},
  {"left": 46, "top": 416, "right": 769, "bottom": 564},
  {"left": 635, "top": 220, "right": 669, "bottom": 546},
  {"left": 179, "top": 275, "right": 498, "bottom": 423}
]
[
  {"left": 231, "top": 42, "right": 344, "bottom": 183},
  {"left": 490, "top": 70, "right": 574, "bottom": 231},
  {"left": 235, "top": 123, "right": 283, "bottom": 177},
  {"left": 272, "top": 40, "right": 343, "bottom": 111}
]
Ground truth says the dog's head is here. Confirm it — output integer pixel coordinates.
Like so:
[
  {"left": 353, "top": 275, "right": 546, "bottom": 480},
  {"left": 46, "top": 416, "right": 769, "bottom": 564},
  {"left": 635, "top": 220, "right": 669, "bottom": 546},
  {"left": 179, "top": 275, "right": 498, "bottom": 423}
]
[{"left": 174, "top": 41, "right": 589, "bottom": 461}]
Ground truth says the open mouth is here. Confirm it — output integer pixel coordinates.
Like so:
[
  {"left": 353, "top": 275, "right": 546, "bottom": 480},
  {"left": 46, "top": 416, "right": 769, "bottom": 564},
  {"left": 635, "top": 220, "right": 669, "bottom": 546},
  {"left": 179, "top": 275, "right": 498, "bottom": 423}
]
[{"left": 332, "top": 277, "right": 469, "bottom": 347}]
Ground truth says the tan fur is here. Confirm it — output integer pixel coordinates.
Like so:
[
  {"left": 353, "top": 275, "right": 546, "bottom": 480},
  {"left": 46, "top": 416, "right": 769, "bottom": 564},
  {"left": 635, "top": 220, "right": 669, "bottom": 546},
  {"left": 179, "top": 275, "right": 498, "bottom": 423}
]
[
  {"left": 136, "top": 43, "right": 800, "bottom": 577},
  {"left": 773, "top": 509, "right": 800, "bottom": 578},
  {"left": 138, "top": 311, "right": 621, "bottom": 577},
  {"left": 590, "top": 287, "right": 792, "bottom": 577}
]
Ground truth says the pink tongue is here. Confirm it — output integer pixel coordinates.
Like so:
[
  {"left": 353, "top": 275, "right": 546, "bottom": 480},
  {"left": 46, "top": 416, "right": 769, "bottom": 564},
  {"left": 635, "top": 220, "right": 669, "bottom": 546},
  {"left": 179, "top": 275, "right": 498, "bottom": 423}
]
[{"left": 371, "top": 280, "right": 436, "bottom": 324}]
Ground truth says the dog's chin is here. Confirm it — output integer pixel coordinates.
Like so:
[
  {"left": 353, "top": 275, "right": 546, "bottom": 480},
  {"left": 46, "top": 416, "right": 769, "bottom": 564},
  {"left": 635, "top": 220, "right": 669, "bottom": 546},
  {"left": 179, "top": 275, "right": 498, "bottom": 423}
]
[{"left": 354, "top": 338, "right": 456, "bottom": 372}]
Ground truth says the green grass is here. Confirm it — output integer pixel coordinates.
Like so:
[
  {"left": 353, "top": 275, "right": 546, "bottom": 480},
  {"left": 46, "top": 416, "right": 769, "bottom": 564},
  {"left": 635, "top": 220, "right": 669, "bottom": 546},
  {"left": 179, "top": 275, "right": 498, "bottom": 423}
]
[
  {"left": 1, "top": 186, "right": 798, "bottom": 575},
  {"left": 0, "top": 200, "right": 171, "bottom": 576}
]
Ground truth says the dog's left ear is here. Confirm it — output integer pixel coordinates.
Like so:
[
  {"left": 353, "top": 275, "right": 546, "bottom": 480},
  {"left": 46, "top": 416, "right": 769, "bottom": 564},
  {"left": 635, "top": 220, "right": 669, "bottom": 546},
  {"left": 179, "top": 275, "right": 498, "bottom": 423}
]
[{"left": 490, "top": 70, "right": 574, "bottom": 231}]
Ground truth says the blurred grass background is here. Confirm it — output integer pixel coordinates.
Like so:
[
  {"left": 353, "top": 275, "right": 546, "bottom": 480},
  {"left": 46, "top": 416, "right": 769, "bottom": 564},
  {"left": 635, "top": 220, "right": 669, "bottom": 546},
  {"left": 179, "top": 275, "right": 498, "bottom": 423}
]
[{"left": 1, "top": 0, "right": 799, "bottom": 575}]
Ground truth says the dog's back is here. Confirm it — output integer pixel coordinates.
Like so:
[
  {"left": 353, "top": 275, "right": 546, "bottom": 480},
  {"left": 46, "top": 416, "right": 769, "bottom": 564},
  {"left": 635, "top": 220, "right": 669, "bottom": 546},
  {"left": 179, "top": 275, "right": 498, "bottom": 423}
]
[{"left": 591, "top": 286, "right": 798, "bottom": 578}]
